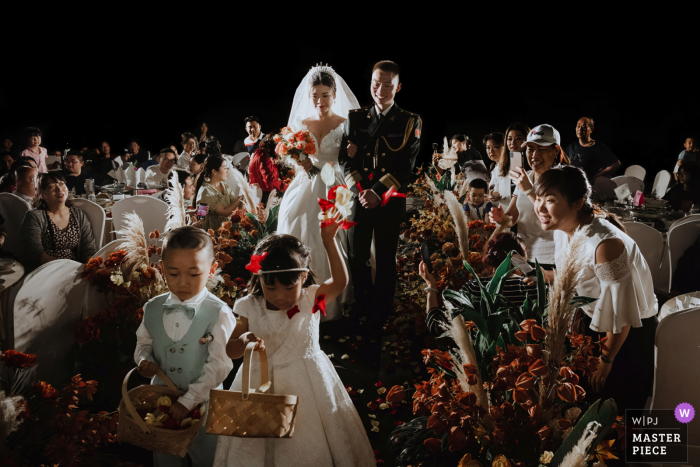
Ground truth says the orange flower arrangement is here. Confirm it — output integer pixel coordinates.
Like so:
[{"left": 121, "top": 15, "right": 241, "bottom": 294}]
[{"left": 1, "top": 350, "right": 38, "bottom": 369}]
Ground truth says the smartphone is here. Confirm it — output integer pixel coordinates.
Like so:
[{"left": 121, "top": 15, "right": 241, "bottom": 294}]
[
  {"left": 421, "top": 243, "right": 432, "bottom": 272},
  {"left": 510, "top": 151, "right": 522, "bottom": 171},
  {"left": 196, "top": 203, "right": 209, "bottom": 220},
  {"left": 510, "top": 251, "right": 536, "bottom": 277}
]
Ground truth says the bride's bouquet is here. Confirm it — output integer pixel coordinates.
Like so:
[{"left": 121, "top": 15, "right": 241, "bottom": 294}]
[{"left": 274, "top": 127, "right": 320, "bottom": 179}]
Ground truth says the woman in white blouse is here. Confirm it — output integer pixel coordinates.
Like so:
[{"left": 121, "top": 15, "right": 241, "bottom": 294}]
[{"left": 534, "top": 165, "right": 658, "bottom": 413}]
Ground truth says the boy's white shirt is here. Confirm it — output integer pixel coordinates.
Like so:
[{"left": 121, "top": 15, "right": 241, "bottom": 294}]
[{"left": 134, "top": 287, "right": 236, "bottom": 410}]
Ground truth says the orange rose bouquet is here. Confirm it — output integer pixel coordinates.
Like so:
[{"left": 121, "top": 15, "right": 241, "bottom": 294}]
[{"left": 273, "top": 127, "right": 320, "bottom": 179}]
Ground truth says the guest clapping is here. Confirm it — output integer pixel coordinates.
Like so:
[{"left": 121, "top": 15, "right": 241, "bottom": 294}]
[
  {"left": 490, "top": 124, "right": 565, "bottom": 268},
  {"left": 196, "top": 155, "right": 244, "bottom": 231},
  {"left": 20, "top": 172, "right": 96, "bottom": 273},
  {"left": 145, "top": 148, "right": 177, "bottom": 188},
  {"left": 21, "top": 127, "right": 48, "bottom": 173},
  {"left": 565, "top": 117, "right": 620, "bottom": 183},
  {"left": 664, "top": 161, "right": 700, "bottom": 211},
  {"left": 13, "top": 166, "right": 38, "bottom": 205}
]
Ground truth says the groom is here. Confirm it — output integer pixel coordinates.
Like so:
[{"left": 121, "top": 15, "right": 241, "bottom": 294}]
[{"left": 339, "top": 60, "right": 422, "bottom": 366}]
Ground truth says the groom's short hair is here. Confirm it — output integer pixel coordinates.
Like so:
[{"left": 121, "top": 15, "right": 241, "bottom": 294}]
[
  {"left": 244, "top": 116, "right": 260, "bottom": 125},
  {"left": 373, "top": 60, "right": 400, "bottom": 80}
]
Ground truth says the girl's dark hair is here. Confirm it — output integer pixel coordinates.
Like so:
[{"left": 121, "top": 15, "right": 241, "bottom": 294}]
[
  {"left": 482, "top": 131, "right": 504, "bottom": 148},
  {"left": 24, "top": 127, "right": 42, "bottom": 144},
  {"left": 534, "top": 165, "right": 625, "bottom": 232},
  {"left": 35, "top": 171, "right": 74, "bottom": 209},
  {"left": 192, "top": 152, "right": 207, "bottom": 165},
  {"left": 482, "top": 232, "right": 527, "bottom": 271},
  {"left": 501, "top": 122, "right": 531, "bottom": 177},
  {"left": 202, "top": 154, "right": 225, "bottom": 183},
  {"left": 247, "top": 234, "right": 317, "bottom": 296},
  {"left": 678, "top": 161, "right": 700, "bottom": 181},
  {"left": 309, "top": 70, "right": 337, "bottom": 95}
]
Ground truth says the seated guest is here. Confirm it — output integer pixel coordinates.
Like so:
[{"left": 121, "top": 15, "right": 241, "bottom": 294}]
[
  {"left": 21, "top": 127, "right": 48, "bottom": 174},
  {"left": 0, "top": 151, "right": 14, "bottom": 177},
  {"left": 20, "top": 172, "right": 97, "bottom": 273},
  {"left": 1, "top": 135, "right": 13, "bottom": 155},
  {"left": 196, "top": 155, "right": 244, "bottom": 232},
  {"left": 190, "top": 152, "right": 208, "bottom": 196},
  {"left": 565, "top": 117, "right": 620, "bottom": 183},
  {"left": 157, "top": 171, "right": 196, "bottom": 208},
  {"left": 13, "top": 166, "right": 38, "bottom": 205},
  {"left": 463, "top": 178, "right": 493, "bottom": 224},
  {"left": 0, "top": 157, "right": 36, "bottom": 193},
  {"left": 198, "top": 141, "right": 207, "bottom": 155},
  {"left": 233, "top": 128, "right": 247, "bottom": 154},
  {"left": 434, "top": 134, "right": 487, "bottom": 178},
  {"left": 91, "top": 141, "right": 119, "bottom": 185},
  {"left": 128, "top": 138, "right": 150, "bottom": 167},
  {"left": 244, "top": 116, "right": 264, "bottom": 155},
  {"left": 145, "top": 148, "right": 177, "bottom": 188},
  {"left": 248, "top": 136, "right": 285, "bottom": 204},
  {"left": 674, "top": 136, "right": 699, "bottom": 180},
  {"left": 177, "top": 132, "right": 198, "bottom": 171},
  {"left": 61, "top": 151, "right": 87, "bottom": 195},
  {"left": 664, "top": 161, "right": 700, "bottom": 211}
]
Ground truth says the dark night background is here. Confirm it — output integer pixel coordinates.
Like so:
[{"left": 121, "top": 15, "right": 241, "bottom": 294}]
[{"left": 1, "top": 19, "right": 696, "bottom": 180}]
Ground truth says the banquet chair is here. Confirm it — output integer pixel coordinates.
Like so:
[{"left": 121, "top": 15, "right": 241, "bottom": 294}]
[
  {"left": 111, "top": 195, "right": 168, "bottom": 239},
  {"left": 93, "top": 239, "right": 126, "bottom": 260},
  {"left": 591, "top": 176, "right": 617, "bottom": 201},
  {"left": 650, "top": 306, "right": 700, "bottom": 464},
  {"left": 46, "top": 155, "right": 62, "bottom": 171},
  {"left": 624, "top": 164, "right": 647, "bottom": 181},
  {"left": 72, "top": 198, "right": 106, "bottom": 251},
  {"left": 11, "top": 260, "right": 103, "bottom": 384},
  {"left": 231, "top": 152, "right": 250, "bottom": 172},
  {"left": 666, "top": 218, "right": 700, "bottom": 293},
  {"left": 0, "top": 193, "right": 31, "bottom": 257},
  {"left": 611, "top": 175, "right": 645, "bottom": 195},
  {"left": 622, "top": 221, "right": 667, "bottom": 290},
  {"left": 669, "top": 214, "right": 700, "bottom": 230},
  {"left": 651, "top": 170, "right": 672, "bottom": 197}
]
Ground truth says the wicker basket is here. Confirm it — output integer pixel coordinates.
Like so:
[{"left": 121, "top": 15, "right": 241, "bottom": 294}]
[
  {"left": 206, "top": 342, "right": 299, "bottom": 438},
  {"left": 117, "top": 368, "right": 204, "bottom": 458}
]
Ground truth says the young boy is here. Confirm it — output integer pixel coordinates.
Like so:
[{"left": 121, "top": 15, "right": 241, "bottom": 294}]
[
  {"left": 675, "top": 136, "right": 699, "bottom": 180},
  {"left": 134, "top": 226, "right": 262, "bottom": 467},
  {"left": 463, "top": 178, "right": 493, "bottom": 224}
]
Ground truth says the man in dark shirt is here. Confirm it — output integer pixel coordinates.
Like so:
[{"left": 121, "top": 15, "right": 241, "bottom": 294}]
[
  {"left": 565, "top": 117, "right": 621, "bottom": 183},
  {"left": 61, "top": 151, "right": 87, "bottom": 195}
]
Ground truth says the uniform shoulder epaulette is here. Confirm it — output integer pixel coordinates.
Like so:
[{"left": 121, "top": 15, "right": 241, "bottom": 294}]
[{"left": 400, "top": 109, "right": 420, "bottom": 118}]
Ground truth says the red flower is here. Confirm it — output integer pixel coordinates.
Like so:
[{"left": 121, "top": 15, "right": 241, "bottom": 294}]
[
  {"left": 386, "top": 385, "right": 406, "bottom": 403},
  {"left": 1, "top": 350, "right": 38, "bottom": 369},
  {"left": 381, "top": 186, "right": 407, "bottom": 207},
  {"left": 287, "top": 305, "right": 300, "bottom": 320},
  {"left": 312, "top": 294, "right": 326, "bottom": 316},
  {"left": 33, "top": 381, "right": 58, "bottom": 399},
  {"left": 327, "top": 184, "right": 347, "bottom": 201},
  {"left": 318, "top": 198, "right": 336, "bottom": 212},
  {"left": 231, "top": 213, "right": 241, "bottom": 223},
  {"left": 423, "top": 438, "right": 442, "bottom": 454},
  {"left": 74, "top": 317, "right": 100, "bottom": 343},
  {"left": 245, "top": 252, "right": 268, "bottom": 274}
]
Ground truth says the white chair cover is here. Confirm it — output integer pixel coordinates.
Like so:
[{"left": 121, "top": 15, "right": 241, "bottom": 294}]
[
  {"left": 651, "top": 306, "right": 700, "bottom": 463},
  {"left": 666, "top": 219, "right": 700, "bottom": 292},
  {"left": 669, "top": 214, "right": 700, "bottom": 231},
  {"left": 46, "top": 156, "right": 61, "bottom": 171},
  {"left": 591, "top": 176, "right": 617, "bottom": 201},
  {"left": 111, "top": 196, "right": 168, "bottom": 239},
  {"left": 72, "top": 198, "right": 106, "bottom": 251},
  {"left": 651, "top": 170, "right": 671, "bottom": 198},
  {"left": 93, "top": 239, "right": 126, "bottom": 260},
  {"left": 0, "top": 193, "right": 31, "bottom": 257},
  {"left": 624, "top": 164, "right": 647, "bottom": 181},
  {"left": 225, "top": 169, "right": 242, "bottom": 198},
  {"left": 12, "top": 260, "right": 105, "bottom": 383},
  {"left": 622, "top": 221, "right": 667, "bottom": 290},
  {"left": 231, "top": 152, "right": 250, "bottom": 172},
  {"left": 611, "top": 175, "right": 645, "bottom": 195}
]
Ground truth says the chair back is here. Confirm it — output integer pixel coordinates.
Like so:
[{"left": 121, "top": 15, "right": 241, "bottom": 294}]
[
  {"left": 651, "top": 170, "right": 671, "bottom": 197},
  {"left": 93, "top": 239, "right": 126, "bottom": 260},
  {"left": 611, "top": 175, "right": 645, "bottom": 195},
  {"left": 12, "top": 260, "right": 89, "bottom": 383},
  {"left": 651, "top": 306, "right": 700, "bottom": 460},
  {"left": 624, "top": 164, "right": 647, "bottom": 181},
  {"left": 666, "top": 219, "right": 700, "bottom": 292},
  {"left": 231, "top": 152, "right": 250, "bottom": 172},
  {"left": 0, "top": 193, "right": 31, "bottom": 256},
  {"left": 669, "top": 214, "right": 700, "bottom": 231},
  {"left": 72, "top": 198, "right": 106, "bottom": 250},
  {"left": 45, "top": 155, "right": 61, "bottom": 170},
  {"left": 591, "top": 176, "right": 617, "bottom": 200},
  {"left": 622, "top": 221, "right": 667, "bottom": 289},
  {"left": 111, "top": 196, "right": 168, "bottom": 238}
]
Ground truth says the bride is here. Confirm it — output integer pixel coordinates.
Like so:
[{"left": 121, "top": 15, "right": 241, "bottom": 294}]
[{"left": 277, "top": 65, "right": 359, "bottom": 321}]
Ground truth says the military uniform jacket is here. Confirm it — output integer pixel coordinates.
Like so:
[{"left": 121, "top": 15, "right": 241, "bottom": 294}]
[{"left": 339, "top": 103, "right": 421, "bottom": 196}]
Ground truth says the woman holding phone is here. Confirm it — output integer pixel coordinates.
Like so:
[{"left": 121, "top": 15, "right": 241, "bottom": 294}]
[{"left": 489, "top": 124, "right": 566, "bottom": 269}]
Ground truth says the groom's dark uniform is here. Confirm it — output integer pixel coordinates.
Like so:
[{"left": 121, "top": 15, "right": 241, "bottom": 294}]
[{"left": 339, "top": 103, "right": 421, "bottom": 349}]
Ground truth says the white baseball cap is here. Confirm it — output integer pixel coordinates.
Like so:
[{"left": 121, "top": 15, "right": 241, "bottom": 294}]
[{"left": 522, "top": 124, "right": 560, "bottom": 147}]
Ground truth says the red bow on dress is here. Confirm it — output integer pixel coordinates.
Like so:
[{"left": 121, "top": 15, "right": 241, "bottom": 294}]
[
  {"left": 245, "top": 252, "right": 268, "bottom": 274},
  {"left": 381, "top": 186, "right": 406, "bottom": 207},
  {"left": 313, "top": 294, "right": 327, "bottom": 316},
  {"left": 287, "top": 305, "right": 300, "bottom": 320}
]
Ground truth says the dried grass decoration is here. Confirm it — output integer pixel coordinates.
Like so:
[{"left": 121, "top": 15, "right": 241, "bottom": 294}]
[
  {"left": 207, "top": 343, "right": 298, "bottom": 438},
  {"left": 117, "top": 368, "right": 204, "bottom": 457}
]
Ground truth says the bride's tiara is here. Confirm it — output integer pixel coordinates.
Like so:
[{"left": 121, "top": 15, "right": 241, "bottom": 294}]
[{"left": 311, "top": 63, "right": 336, "bottom": 77}]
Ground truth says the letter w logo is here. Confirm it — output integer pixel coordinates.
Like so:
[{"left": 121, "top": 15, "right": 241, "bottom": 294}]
[{"left": 680, "top": 409, "right": 691, "bottom": 417}]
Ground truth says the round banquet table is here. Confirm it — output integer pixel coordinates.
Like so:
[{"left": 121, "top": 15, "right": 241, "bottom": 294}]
[{"left": 659, "top": 291, "right": 700, "bottom": 321}]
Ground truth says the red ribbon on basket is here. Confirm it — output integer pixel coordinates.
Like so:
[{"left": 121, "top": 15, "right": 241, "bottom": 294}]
[{"left": 381, "top": 186, "right": 406, "bottom": 207}]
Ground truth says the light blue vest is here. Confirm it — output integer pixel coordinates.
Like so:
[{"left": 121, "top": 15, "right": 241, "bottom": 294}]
[{"left": 143, "top": 292, "right": 222, "bottom": 392}]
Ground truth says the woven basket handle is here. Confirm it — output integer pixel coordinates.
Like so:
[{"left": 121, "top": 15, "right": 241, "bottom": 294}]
[
  {"left": 242, "top": 342, "right": 269, "bottom": 400},
  {"left": 121, "top": 367, "right": 179, "bottom": 434}
]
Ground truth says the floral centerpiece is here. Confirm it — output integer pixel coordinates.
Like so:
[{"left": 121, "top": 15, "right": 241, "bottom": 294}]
[{"left": 274, "top": 127, "right": 319, "bottom": 179}]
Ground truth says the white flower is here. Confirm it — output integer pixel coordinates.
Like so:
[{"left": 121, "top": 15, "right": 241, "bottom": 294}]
[
  {"left": 379, "top": 403, "right": 389, "bottom": 410},
  {"left": 357, "top": 389, "right": 364, "bottom": 394},
  {"left": 327, "top": 353, "right": 334, "bottom": 359},
  {"left": 318, "top": 207, "right": 337, "bottom": 222},
  {"left": 368, "top": 414, "right": 375, "bottom": 418},
  {"left": 539, "top": 451, "right": 554, "bottom": 464},
  {"left": 321, "top": 163, "right": 335, "bottom": 186},
  {"left": 110, "top": 274, "right": 124, "bottom": 286},
  {"left": 334, "top": 186, "right": 354, "bottom": 218},
  {"left": 341, "top": 354, "right": 349, "bottom": 360},
  {"left": 377, "top": 387, "right": 387, "bottom": 395}
]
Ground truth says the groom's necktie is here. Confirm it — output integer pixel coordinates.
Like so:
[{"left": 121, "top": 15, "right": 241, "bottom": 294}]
[{"left": 163, "top": 304, "right": 196, "bottom": 320}]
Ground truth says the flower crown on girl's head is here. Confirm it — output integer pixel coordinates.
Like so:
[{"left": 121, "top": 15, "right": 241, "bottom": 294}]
[{"left": 245, "top": 252, "right": 309, "bottom": 275}]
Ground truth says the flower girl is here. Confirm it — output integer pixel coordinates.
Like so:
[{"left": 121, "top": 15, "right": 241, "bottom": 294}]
[{"left": 214, "top": 216, "right": 375, "bottom": 466}]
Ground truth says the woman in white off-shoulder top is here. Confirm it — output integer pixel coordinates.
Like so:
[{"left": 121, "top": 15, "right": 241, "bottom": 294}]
[{"left": 534, "top": 165, "right": 658, "bottom": 414}]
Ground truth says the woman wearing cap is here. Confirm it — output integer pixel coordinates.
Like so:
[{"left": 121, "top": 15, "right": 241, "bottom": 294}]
[{"left": 489, "top": 124, "right": 567, "bottom": 268}]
